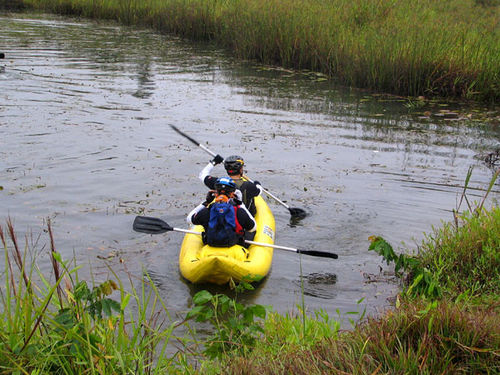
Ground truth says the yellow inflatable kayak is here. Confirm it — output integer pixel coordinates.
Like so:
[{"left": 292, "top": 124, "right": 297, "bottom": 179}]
[{"left": 179, "top": 195, "right": 275, "bottom": 285}]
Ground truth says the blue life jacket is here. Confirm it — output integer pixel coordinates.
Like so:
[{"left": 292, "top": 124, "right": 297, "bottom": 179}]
[{"left": 206, "top": 202, "right": 238, "bottom": 247}]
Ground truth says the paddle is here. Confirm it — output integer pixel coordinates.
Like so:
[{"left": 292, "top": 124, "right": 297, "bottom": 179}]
[
  {"left": 133, "top": 216, "right": 338, "bottom": 259},
  {"left": 169, "top": 125, "right": 307, "bottom": 219},
  {"left": 241, "top": 174, "right": 306, "bottom": 219}
]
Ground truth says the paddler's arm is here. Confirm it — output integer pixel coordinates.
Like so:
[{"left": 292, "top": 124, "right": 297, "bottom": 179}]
[
  {"left": 253, "top": 180, "right": 263, "bottom": 196},
  {"left": 199, "top": 162, "right": 214, "bottom": 182},
  {"left": 199, "top": 162, "right": 220, "bottom": 189},
  {"left": 199, "top": 155, "right": 223, "bottom": 184},
  {"left": 237, "top": 203, "right": 257, "bottom": 232},
  {"left": 187, "top": 203, "right": 206, "bottom": 225}
]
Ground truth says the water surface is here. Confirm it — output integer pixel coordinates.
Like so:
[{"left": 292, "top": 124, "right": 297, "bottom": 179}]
[{"left": 1, "top": 13, "right": 499, "bottom": 325}]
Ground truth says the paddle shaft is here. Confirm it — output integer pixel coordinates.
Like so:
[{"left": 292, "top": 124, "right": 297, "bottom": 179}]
[
  {"left": 171, "top": 125, "right": 217, "bottom": 157},
  {"left": 242, "top": 174, "right": 291, "bottom": 210},
  {"left": 170, "top": 125, "right": 292, "bottom": 210},
  {"left": 172, "top": 227, "right": 200, "bottom": 235},
  {"left": 133, "top": 216, "right": 337, "bottom": 259},
  {"left": 173, "top": 227, "right": 337, "bottom": 259}
]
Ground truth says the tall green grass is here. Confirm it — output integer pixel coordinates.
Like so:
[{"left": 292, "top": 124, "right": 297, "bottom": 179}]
[
  {"left": 15, "top": 0, "right": 500, "bottom": 101},
  {"left": 0, "top": 219, "right": 188, "bottom": 374},
  {"left": 418, "top": 208, "right": 500, "bottom": 297}
]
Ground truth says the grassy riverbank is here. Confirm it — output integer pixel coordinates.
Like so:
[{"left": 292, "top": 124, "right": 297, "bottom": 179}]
[
  {"left": 8, "top": 0, "right": 500, "bottom": 102},
  {"left": 1, "top": 205, "right": 498, "bottom": 373},
  {"left": 1, "top": 177, "right": 498, "bottom": 373}
]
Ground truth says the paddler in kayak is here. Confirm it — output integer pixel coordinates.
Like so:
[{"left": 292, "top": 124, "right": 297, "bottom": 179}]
[
  {"left": 199, "top": 154, "right": 262, "bottom": 216},
  {"left": 187, "top": 177, "right": 256, "bottom": 247}
]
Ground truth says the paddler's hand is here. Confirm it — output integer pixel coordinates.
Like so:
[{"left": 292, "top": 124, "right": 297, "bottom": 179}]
[
  {"left": 203, "top": 190, "right": 215, "bottom": 206},
  {"left": 254, "top": 181, "right": 263, "bottom": 194},
  {"left": 233, "top": 189, "right": 243, "bottom": 205},
  {"left": 210, "top": 154, "right": 224, "bottom": 165}
]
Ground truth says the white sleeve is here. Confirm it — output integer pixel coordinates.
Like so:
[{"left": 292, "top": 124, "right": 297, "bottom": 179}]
[
  {"left": 256, "top": 184, "right": 263, "bottom": 195},
  {"left": 187, "top": 203, "right": 205, "bottom": 225},
  {"left": 198, "top": 162, "right": 214, "bottom": 182},
  {"left": 239, "top": 203, "right": 257, "bottom": 232}
]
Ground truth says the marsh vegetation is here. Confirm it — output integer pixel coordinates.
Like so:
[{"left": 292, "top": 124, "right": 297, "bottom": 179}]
[{"left": 13, "top": 0, "right": 500, "bottom": 102}]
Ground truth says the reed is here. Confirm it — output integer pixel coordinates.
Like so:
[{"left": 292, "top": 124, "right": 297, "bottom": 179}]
[
  {"left": 16, "top": 0, "right": 500, "bottom": 101},
  {"left": 417, "top": 206, "right": 500, "bottom": 298},
  {"left": 0, "top": 219, "right": 188, "bottom": 374}
]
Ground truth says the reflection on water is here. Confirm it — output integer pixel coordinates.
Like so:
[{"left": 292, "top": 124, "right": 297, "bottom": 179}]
[
  {"left": 1, "top": 13, "right": 499, "bottom": 327},
  {"left": 133, "top": 59, "right": 155, "bottom": 99}
]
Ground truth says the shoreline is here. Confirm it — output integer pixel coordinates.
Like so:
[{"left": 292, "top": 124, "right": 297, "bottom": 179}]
[{"left": 3, "top": 0, "right": 499, "bottom": 103}]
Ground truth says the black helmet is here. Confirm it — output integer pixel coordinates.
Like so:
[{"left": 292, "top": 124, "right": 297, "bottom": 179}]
[
  {"left": 214, "top": 177, "right": 236, "bottom": 193},
  {"left": 224, "top": 155, "right": 244, "bottom": 174}
]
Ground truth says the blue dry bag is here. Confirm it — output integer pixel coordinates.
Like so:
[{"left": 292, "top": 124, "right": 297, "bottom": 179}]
[{"left": 206, "top": 202, "right": 237, "bottom": 247}]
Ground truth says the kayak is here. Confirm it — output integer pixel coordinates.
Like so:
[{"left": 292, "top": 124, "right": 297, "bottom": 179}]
[{"left": 179, "top": 195, "right": 275, "bottom": 285}]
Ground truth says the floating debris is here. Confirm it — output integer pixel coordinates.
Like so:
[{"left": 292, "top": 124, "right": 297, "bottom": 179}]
[
  {"left": 484, "top": 149, "right": 500, "bottom": 168},
  {"left": 305, "top": 272, "right": 337, "bottom": 285}
]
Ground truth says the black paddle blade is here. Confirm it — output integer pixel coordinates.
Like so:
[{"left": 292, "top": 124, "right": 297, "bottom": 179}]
[
  {"left": 133, "top": 216, "right": 173, "bottom": 234},
  {"left": 289, "top": 207, "right": 307, "bottom": 219},
  {"left": 297, "top": 249, "right": 338, "bottom": 259}
]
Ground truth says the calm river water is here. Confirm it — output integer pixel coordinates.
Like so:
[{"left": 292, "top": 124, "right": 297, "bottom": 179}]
[{"left": 1, "top": 14, "right": 499, "bottom": 325}]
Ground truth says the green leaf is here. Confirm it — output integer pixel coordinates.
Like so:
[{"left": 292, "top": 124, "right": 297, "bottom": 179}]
[
  {"left": 251, "top": 305, "right": 267, "bottom": 319},
  {"left": 219, "top": 295, "right": 231, "bottom": 306},
  {"left": 102, "top": 299, "right": 112, "bottom": 317},
  {"left": 186, "top": 305, "right": 205, "bottom": 320},
  {"left": 101, "top": 298, "right": 120, "bottom": 317},
  {"left": 201, "top": 309, "right": 214, "bottom": 322},
  {"left": 120, "top": 294, "right": 131, "bottom": 310},
  {"left": 54, "top": 308, "right": 75, "bottom": 327},
  {"left": 192, "top": 290, "right": 213, "bottom": 306},
  {"left": 242, "top": 282, "right": 255, "bottom": 290},
  {"left": 52, "top": 252, "right": 62, "bottom": 263},
  {"left": 243, "top": 308, "right": 254, "bottom": 323},
  {"left": 368, "top": 236, "right": 397, "bottom": 264},
  {"left": 74, "top": 281, "right": 90, "bottom": 301},
  {"left": 220, "top": 300, "right": 229, "bottom": 315}
]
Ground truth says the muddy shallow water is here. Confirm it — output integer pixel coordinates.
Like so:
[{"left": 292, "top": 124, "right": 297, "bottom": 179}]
[{"left": 1, "top": 14, "right": 499, "bottom": 325}]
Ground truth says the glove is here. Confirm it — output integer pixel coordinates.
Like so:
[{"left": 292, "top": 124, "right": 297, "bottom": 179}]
[
  {"left": 203, "top": 191, "right": 215, "bottom": 206},
  {"left": 233, "top": 189, "right": 243, "bottom": 204},
  {"left": 254, "top": 181, "right": 263, "bottom": 194},
  {"left": 211, "top": 154, "right": 224, "bottom": 165},
  {"left": 234, "top": 189, "right": 242, "bottom": 201}
]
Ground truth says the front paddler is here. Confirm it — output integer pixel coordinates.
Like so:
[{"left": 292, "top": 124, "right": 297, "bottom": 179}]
[{"left": 199, "top": 154, "right": 263, "bottom": 216}]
